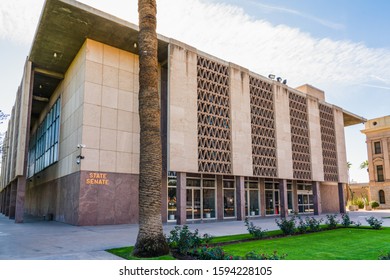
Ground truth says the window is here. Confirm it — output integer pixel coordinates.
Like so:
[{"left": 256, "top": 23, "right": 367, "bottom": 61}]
[
  {"left": 374, "top": 141, "right": 382, "bottom": 154},
  {"left": 297, "top": 183, "right": 314, "bottom": 213},
  {"left": 376, "top": 165, "right": 384, "bottom": 182},
  {"left": 265, "top": 182, "right": 280, "bottom": 215},
  {"left": 379, "top": 190, "right": 386, "bottom": 204},
  {"left": 167, "top": 171, "right": 177, "bottom": 221},
  {"left": 223, "top": 178, "right": 235, "bottom": 218},
  {"left": 244, "top": 178, "right": 260, "bottom": 217},
  {"left": 27, "top": 97, "right": 61, "bottom": 177},
  {"left": 186, "top": 174, "right": 216, "bottom": 220}
]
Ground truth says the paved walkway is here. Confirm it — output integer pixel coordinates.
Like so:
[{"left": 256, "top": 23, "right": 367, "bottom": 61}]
[{"left": 1, "top": 210, "right": 390, "bottom": 260}]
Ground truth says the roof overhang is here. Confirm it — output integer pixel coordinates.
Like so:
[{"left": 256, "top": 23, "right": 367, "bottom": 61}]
[
  {"left": 30, "top": 0, "right": 169, "bottom": 73},
  {"left": 28, "top": 0, "right": 169, "bottom": 125},
  {"left": 342, "top": 109, "right": 366, "bottom": 127}
]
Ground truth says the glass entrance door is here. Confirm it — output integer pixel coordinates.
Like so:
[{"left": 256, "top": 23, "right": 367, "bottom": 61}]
[
  {"left": 298, "top": 193, "right": 314, "bottom": 213},
  {"left": 186, "top": 189, "right": 201, "bottom": 220},
  {"left": 297, "top": 183, "right": 313, "bottom": 213},
  {"left": 265, "top": 190, "right": 280, "bottom": 215}
]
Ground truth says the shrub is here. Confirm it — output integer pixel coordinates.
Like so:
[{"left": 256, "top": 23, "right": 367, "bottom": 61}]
[
  {"left": 325, "top": 214, "right": 339, "bottom": 229},
  {"left": 194, "top": 246, "right": 226, "bottom": 260},
  {"left": 305, "top": 217, "right": 323, "bottom": 232},
  {"left": 275, "top": 216, "right": 296, "bottom": 235},
  {"left": 371, "top": 201, "right": 380, "bottom": 209},
  {"left": 365, "top": 216, "right": 383, "bottom": 230},
  {"left": 167, "top": 225, "right": 212, "bottom": 254},
  {"left": 244, "top": 218, "right": 267, "bottom": 239},
  {"left": 245, "top": 250, "right": 287, "bottom": 260},
  {"left": 378, "top": 251, "right": 390, "bottom": 260},
  {"left": 341, "top": 213, "right": 353, "bottom": 227},
  {"left": 355, "top": 221, "right": 361, "bottom": 227},
  {"left": 297, "top": 216, "right": 308, "bottom": 234},
  {"left": 192, "top": 246, "right": 286, "bottom": 260}
]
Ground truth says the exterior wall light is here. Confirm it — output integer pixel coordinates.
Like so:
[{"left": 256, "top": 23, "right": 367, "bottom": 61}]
[{"left": 76, "top": 144, "right": 86, "bottom": 165}]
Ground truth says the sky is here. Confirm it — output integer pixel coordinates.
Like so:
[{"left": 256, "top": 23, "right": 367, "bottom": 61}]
[{"left": 1, "top": 0, "right": 390, "bottom": 183}]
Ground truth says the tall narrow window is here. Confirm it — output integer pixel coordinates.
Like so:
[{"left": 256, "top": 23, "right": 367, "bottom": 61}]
[
  {"left": 223, "top": 177, "right": 235, "bottom": 218},
  {"left": 374, "top": 141, "right": 382, "bottom": 154},
  {"left": 379, "top": 190, "right": 386, "bottom": 204},
  {"left": 27, "top": 97, "right": 61, "bottom": 177},
  {"left": 167, "top": 171, "right": 177, "bottom": 221},
  {"left": 376, "top": 165, "right": 384, "bottom": 182}
]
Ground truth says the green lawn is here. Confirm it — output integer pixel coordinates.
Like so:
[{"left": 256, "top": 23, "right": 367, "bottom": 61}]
[
  {"left": 107, "top": 227, "right": 390, "bottom": 260},
  {"left": 222, "top": 227, "right": 390, "bottom": 260}
]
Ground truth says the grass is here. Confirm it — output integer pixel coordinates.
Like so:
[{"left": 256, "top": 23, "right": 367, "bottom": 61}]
[
  {"left": 107, "top": 227, "right": 390, "bottom": 260},
  {"left": 222, "top": 227, "right": 390, "bottom": 260},
  {"left": 210, "top": 229, "right": 282, "bottom": 244},
  {"left": 106, "top": 246, "right": 175, "bottom": 260}
]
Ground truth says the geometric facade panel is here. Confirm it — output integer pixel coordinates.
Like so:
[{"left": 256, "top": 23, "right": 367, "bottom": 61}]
[
  {"left": 249, "top": 76, "right": 277, "bottom": 177},
  {"left": 319, "top": 103, "right": 339, "bottom": 182},
  {"left": 197, "top": 56, "right": 232, "bottom": 174},
  {"left": 289, "top": 92, "right": 312, "bottom": 180}
]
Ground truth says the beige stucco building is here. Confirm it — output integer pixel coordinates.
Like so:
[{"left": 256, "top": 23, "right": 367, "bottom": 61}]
[
  {"left": 361, "top": 116, "right": 390, "bottom": 208},
  {"left": 0, "top": 0, "right": 365, "bottom": 225}
]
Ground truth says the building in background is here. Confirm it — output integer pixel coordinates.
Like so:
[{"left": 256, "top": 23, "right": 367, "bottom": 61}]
[
  {"left": 0, "top": 0, "right": 365, "bottom": 225},
  {"left": 361, "top": 116, "right": 390, "bottom": 208}
]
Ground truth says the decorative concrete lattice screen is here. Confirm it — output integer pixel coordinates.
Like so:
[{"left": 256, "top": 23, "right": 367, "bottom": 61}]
[
  {"left": 289, "top": 92, "right": 312, "bottom": 180},
  {"left": 249, "top": 76, "right": 277, "bottom": 177},
  {"left": 319, "top": 104, "right": 338, "bottom": 182},
  {"left": 197, "top": 56, "right": 232, "bottom": 174}
]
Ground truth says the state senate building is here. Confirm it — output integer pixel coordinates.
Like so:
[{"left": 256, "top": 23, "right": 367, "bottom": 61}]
[{"left": 0, "top": 0, "right": 365, "bottom": 225}]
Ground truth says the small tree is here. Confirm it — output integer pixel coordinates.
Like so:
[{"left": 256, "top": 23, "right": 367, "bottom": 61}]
[
  {"left": 0, "top": 110, "right": 10, "bottom": 163},
  {"left": 360, "top": 160, "right": 369, "bottom": 172},
  {"left": 0, "top": 110, "right": 10, "bottom": 124}
]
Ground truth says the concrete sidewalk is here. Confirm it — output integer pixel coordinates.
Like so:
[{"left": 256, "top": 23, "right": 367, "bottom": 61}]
[{"left": 1, "top": 210, "right": 390, "bottom": 260}]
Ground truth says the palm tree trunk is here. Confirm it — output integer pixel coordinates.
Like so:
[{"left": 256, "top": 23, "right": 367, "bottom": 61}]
[{"left": 133, "top": 0, "right": 169, "bottom": 257}]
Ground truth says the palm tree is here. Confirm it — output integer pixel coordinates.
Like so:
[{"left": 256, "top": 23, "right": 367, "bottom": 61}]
[
  {"left": 360, "top": 160, "right": 369, "bottom": 171},
  {"left": 132, "top": 0, "right": 169, "bottom": 257},
  {"left": 346, "top": 162, "right": 353, "bottom": 202}
]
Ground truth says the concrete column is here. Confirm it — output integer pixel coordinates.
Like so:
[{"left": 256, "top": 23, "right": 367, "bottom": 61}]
[
  {"left": 176, "top": 172, "right": 187, "bottom": 225},
  {"left": 217, "top": 176, "right": 223, "bottom": 220},
  {"left": 5, "top": 186, "right": 10, "bottom": 216},
  {"left": 235, "top": 176, "right": 245, "bottom": 221},
  {"left": 307, "top": 97, "right": 324, "bottom": 182},
  {"left": 229, "top": 64, "right": 253, "bottom": 176},
  {"left": 293, "top": 181, "right": 298, "bottom": 213},
  {"left": 161, "top": 172, "right": 168, "bottom": 223},
  {"left": 1, "top": 190, "right": 6, "bottom": 214},
  {"left": 161, "top": 67, "right": 168, "bottom": 224},
  {"left": 279, "top": 179, "right": 288, "bottom": 218},
  {"left": 334, "top": 107, "right": 348, "bottom": 184},
  {"left": 338, "top": 182, "right": 346, "bottom": 214},
  {"left": 168, "top": 44, "right": 198, "bottom": 173},
  {"left": 15, "top": 176, "right": 26, "bottom": 223},
  {"left": 260, "top": 178, "right": 266, "bottom": 217},
  {"left": 274, "top": 85, "right": 293, "bottom": 180},
  {"left": 0, "top": 191, "right": 4, "bottom": 214},
  {"left": 9, "top": 182, "right": 17, "bottom": 219},
  {"left": 312, "top": 181, "right": 322, "bottom": 215},
  {"left": 382, "top": 138, "right": 390, "bottom": 181},
  {"left": 367, "top": 140, "right": 375, "bottom": 182}
]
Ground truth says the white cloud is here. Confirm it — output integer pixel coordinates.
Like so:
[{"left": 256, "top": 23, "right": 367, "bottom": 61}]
[
  {"left": 2, "top": 0, "right": 390, "bottom": 91},
  {"left": 0, "top": 0, "right": 45, "bottom": 44},
  {"left": 246, "top": 0, "right": 345, "bottom": 30},
  {"left": 155, "top": 0, "right": 390, "bottom": 89}
]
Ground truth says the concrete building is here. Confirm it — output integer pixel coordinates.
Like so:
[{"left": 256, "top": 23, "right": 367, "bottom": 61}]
[
  {"left": 361, "top": 116, "right": 390, "bottom": 208},
  {"left": 0, "top": 0, "right": 365, "bottom": 225}
]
